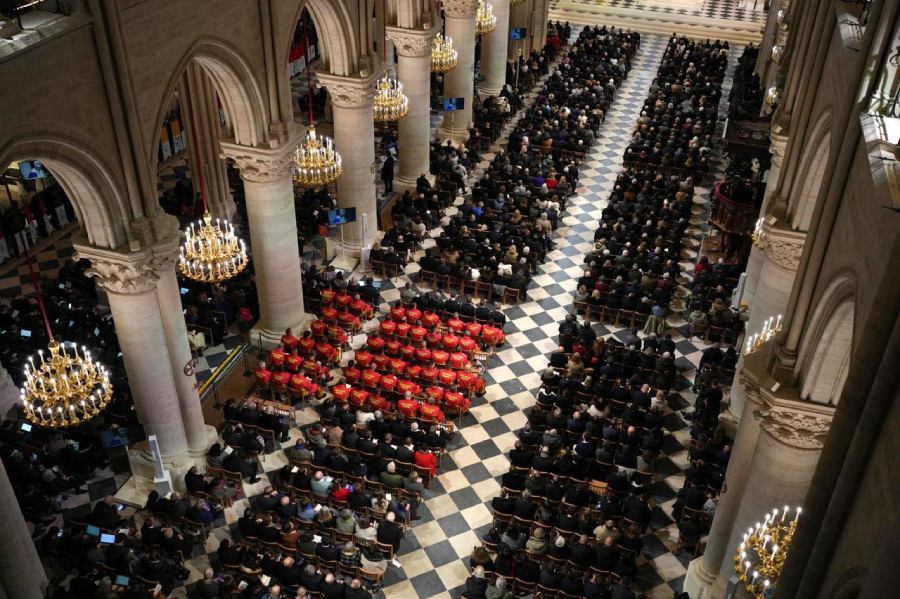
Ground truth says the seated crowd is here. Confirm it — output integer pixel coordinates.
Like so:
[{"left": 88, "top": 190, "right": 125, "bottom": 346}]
[
  {"left": 727, "top": 44, "right": 763, "bottom": 122},
  {"left": 624, "top": 36, "right": 729, "bottom": 174},
  {"left": 417, "top": 25, "right": 640, "bottom": 300},
  {"left": 456, "top": 35, "right": 740, "bottom": 598}
]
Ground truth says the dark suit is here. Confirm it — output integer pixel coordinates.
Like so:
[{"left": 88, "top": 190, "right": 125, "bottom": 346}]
[{"left": 377, "top": 521, "right": 404, "bottom": 552}]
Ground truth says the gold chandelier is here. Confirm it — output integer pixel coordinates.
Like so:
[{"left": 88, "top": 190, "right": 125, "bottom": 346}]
[
  {"left": 22, "top": 339, "right": 113, "bottom": 428},
  {"left": 431, "top": 33, "right": 458, "bottom": 73},
  {"left": 476, "top": 1, "right": 497, "bottom": 36},
  {"left": 744, "top": 314, "right": 783, "bottom": 356},
  {"left": 179, "top": 212, "right": 249, "bottom": 284},
  {"left": 734, "top": 506, "right": 801, "bottom": 598},
  {"left": 374, "top": 71, "right": 410, "bottom": 122},
  {"left": 18, "top": 250, "right": 112, "bottom": 429},
  {"left": 180, "top": 71, "right": 249, "bottom": 284},
  {"left": 293, "top": 127, "right": 343, "bottom": 186}
]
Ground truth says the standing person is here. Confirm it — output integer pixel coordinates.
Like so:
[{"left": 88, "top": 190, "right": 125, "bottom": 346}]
[{"left": 381, "top": 151, "right": 395, "bottom": 196}]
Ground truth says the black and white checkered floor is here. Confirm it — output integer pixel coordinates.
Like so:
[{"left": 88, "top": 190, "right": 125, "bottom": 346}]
[
  {"left": 110, "top": 34, "right": 742, "bottom": 599},
  {"left": 550, "top": 0, "right": 767, "bottom": 24}
]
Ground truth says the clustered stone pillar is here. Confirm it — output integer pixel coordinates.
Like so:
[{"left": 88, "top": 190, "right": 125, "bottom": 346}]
[
  {"left": 478, "top": 0, "right": 510, "bottom": 96},
  {"left": 220, "top": 140, "right": 307, "bottom": 345},
  {"left": 728, "top": 223, "right": 804, "bottom": 421},
  {"left": 0, "top": 458, "right": 47, "bottom": 598},
  {"left": 439, "top": 0, "right": 478, "bottom": 145},
  {"left": 154, "top": 252, "right": 211, "bottom": 453},
  {"left": 386, "top": 26, "right": 435, "bottom": 190},
  {"left": 0, "top": 364, "right": 18, "bottom": 419},
  {"left": 741, "top": 124, "right": 788, "bottom": 312},
  {"left": 76, "top": 242, "right": 191, "bottom": 459},
  {"left": 530, "top": 0, "right": 549, "bottom": 53},
  {"left": 317, "top": 72, "right": 379, "bottom": 251},
  {"left": 182, "top": 63, "right": 236, "bottom": 220},
  {"left": 685, "top": 354, "right": 835, "bottom": 598}
]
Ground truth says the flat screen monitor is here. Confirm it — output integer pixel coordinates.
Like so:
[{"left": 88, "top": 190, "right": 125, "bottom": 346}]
[
  {"left": 442, "top": 97, "right": 465, "bottom": 111},
  {"left": 328, "top": 208, "right": 357, "bottom": 225},
  {"left": 18, "top": 160, "right": 48, "bottom": 180},
  {"left": 510, "top": 27, "right": 527, "bottom": 40},
  {"left": 100, "top": 533, "right": 116, "bottom": 544}
]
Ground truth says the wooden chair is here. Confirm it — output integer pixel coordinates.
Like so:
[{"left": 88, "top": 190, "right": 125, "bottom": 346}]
[
  {"left": 375, "top": 540, "right": 395, "bottom": 561},
  {"left": 359, "top": 566, "right": 385, "bottom": 588},
  {"left": 502, "top": 286, "right": 521, "bottom": 305},
  {"left": 513, "top": 579, "right": 536, "bottom": 597},
  {"left": 535, "top": 584, "right": 558, "bottom": 599}
]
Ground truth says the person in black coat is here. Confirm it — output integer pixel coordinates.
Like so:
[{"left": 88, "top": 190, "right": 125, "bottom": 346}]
[
  {"left": 516, "top": 558, "right": 540, "bottom": 583},
  {"left": 275, "top": 556, "right": 301, "bottom": 587},
  {"left": 464, "top": 567, "right": 489, "bottom": 599},
  {"left": 513, "top": 490, "right": 537, "bottom": 519},
  {"left": 539, "top": 565, "right": 563, "bottom": 590},
  {"left": 376, "top": 512, "right": 404, "bottom": 552},
  {"left": 301, "top": 563, "right": 323, "bottom": 591}
]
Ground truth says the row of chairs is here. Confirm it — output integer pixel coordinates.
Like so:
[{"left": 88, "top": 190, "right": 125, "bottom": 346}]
[
  {"left": 571, "top": 301, "right": 659, "bottom": 331},
  {"left": 417, "top": 270, "right": 523, "bottom": 305}
]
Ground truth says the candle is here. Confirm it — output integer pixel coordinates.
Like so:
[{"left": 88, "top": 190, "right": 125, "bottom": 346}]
[{"left": 782, "top": 505, "right": 789, "bottom": 522}]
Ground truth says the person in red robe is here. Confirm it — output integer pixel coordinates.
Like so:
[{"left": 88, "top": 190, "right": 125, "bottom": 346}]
[
  {"left": 281, "top": 328, "right": 299, "bottom": 351},
  {"left": 414, "top": 446, "right": 438, "bottom": 477}
]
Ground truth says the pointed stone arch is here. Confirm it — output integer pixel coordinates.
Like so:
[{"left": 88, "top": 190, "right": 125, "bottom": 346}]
[
  {"left": 284, "top": 0, "right": 362, "bottom": 78},
  {"left": 0, "top": 133, "right": 132, "bottom": 250},
  {"left": 796, "top": 272, "right": 857, "bottom": 405},
  {"left": 149, "top": 37, "right": 269, "bottom": 166},
  {"left": 788, "top": 108, "right": 832, "bottom": 232}
]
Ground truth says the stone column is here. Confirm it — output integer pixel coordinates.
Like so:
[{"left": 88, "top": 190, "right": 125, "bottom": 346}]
[
  {"left": 387, "top": 26, "right": 435, "bottom": 190},
  {"left": 76, "top": 245, "right": 189, "bottom": 459},
  {"left": 531, "top": 0, "right": 548, "bottom": 53},
  {"left": 685, "top": 354, "right": 834, "bottom": 599},
  {"left": 220, "top": 140, "right": 307, "bottom": 346},
  {"left": 154, "top": 248, "right": 214, "bottom": 454},
  {"left": 685, "top": 370, "right": 764, "bottom": 598},
  {"left": 438, "top": 0, "right": 478, "bottom": 145},
  {"left": 742, "top": 125, "right": 789, "bottom": 310},
  {"left": 316, "top": 72, "right": 379, "bottom": 250},
  {"left": 478, "top": 0, "right": 510, "bottom": 96},
  {"left": 0, "top": 365, "right": 18, "bottom": 420},
  {"left": 728, "top": 222, "right": 805, "bottom": 420},
  {"left": 183, "top": 63, "right": 236, "bottom": 220},
  {"left": 712, "top": 399, "right": 833, "bottom": 594},
  {"left": 0, "top": 458, "right": 47, "bottom": 598}
]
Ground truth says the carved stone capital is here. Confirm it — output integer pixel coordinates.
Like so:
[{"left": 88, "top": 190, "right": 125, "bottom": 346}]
[
  {"left": 754, "top": 406, "right": 833, "bottom": 449},
  {"left": 73, "top": 235, "right": 179, "bottom": 296},
  {"left": 316, "top": 72, "right": 378, "bottom": 109},
  {"left": 763, "top": 234, "right": 805, "bottom": 270},
  {"left": 219, "top": 141, "right": 296, "bottom": 184},
  {"left": 386, "top": 26, "right": 435, "bottom": 58},
  {"left": 739, "top": 371, "right": 763, "bottom": 407},
  {"left": 770, "top": 130, "right": 788, "bottom": 165},
  {"left": 443, "top": 0, "right": 478, "bottom": 18}
]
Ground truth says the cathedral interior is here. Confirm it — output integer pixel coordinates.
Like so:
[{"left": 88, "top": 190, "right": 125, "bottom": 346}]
[{"left": 0, "top": 1, "right": 896, "bottom": 598}]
